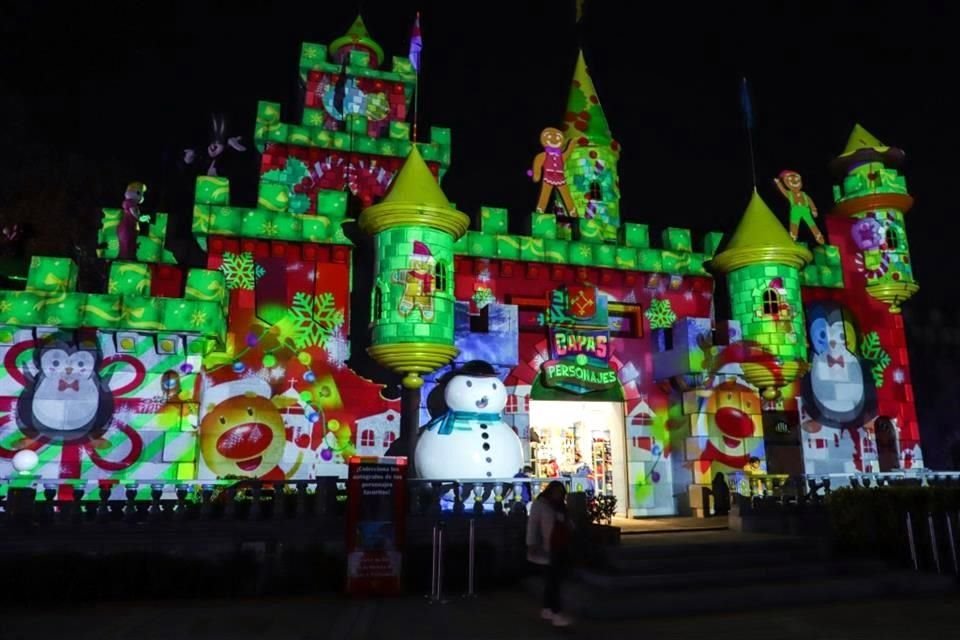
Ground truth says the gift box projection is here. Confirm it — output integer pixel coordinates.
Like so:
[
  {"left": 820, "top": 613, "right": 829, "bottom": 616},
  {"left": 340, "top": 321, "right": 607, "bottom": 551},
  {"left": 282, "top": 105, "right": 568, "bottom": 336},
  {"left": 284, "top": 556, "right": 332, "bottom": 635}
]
[{"left": 0, "top": 17, "right": 924, "bottom": 516}]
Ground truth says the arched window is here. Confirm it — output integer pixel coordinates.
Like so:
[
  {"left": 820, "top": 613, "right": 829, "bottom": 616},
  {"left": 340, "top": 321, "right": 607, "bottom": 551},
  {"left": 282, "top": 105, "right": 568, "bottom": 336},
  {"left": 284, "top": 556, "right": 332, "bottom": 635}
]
[
  {"left": 360, "top": 429, "right": 376, "bottom": 448},
  {"left": 884, "top": 227, "right": 899, "bottom": 250},
  {"left": 762, "top": 288, "right": 782, "bottom": 316},
  {"left": 434, "top": 261, "right": 448, "bottom": 294},
  {"left": 372, "top": 287, "right": 383, "bottom": 321},
  {"left": 383, "top": 431, "right": 396, "bottom": 448},
  {"left": 589, "top": 180, "right": 602, "bottom": 201}
]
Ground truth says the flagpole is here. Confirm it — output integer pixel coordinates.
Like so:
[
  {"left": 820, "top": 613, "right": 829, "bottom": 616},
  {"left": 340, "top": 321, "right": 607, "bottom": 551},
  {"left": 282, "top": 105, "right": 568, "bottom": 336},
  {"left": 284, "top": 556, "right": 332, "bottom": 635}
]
[
  {"left": 741, "top": 77, "right": 758, "bottom": 187},
  {"left": 412, "top": 11, "right": 421, "bottom": 144}
]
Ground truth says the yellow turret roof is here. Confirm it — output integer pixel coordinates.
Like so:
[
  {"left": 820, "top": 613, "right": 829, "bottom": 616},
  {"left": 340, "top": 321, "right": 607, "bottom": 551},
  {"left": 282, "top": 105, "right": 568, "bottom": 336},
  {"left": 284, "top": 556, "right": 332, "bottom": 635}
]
[
  {"left": 562, "top": 50, "right": 615, "bottom": 148},
  {"left": 329, "top": 15, "right": 385, "bottom": 66},
  {"left": 358, "top": 146, "right": 470, "bottom": 238},
  {"left": 382, "top": 145, "right": 451, "bottom": 208},
  {"left": 839, "top": 123, "right": 890, "bottom": 157},
  {"left": 708, "top": 190, "right": 812, "bottom": 273}
]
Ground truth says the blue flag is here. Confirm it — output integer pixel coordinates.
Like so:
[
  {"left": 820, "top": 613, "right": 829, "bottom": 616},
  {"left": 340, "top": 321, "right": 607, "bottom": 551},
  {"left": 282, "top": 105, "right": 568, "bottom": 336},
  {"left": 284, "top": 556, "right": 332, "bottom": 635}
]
[
  {"left": 740, "top": 77, "right": 754, "bottom": 130},
  {"left": 409, "top": 13, "right": 422, "bottom": 73}
]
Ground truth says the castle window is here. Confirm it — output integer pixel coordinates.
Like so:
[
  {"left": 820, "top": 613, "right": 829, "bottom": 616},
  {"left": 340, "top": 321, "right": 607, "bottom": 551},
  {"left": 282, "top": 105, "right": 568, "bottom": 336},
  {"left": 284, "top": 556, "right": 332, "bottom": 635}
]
[
  {"left": 383, "top": 431, "right": 396, "bottom": 448},
  {"left": 360, "top": 429, "right": 376, "bottom": 448},
  {"left": 762, "top": 288, "right": 782, "bottom": 316},
  {"left": 373, "top": 287, "right": 383, "bottom": 321},
  {"left": 884, "top": 227, "right": 899, "bottom": 250},
  {"left": 589, "top": 180, "right": 602, "bottom": 201},
  {"left": 434, "top": 261, "right": 448, "bottom": 294}
]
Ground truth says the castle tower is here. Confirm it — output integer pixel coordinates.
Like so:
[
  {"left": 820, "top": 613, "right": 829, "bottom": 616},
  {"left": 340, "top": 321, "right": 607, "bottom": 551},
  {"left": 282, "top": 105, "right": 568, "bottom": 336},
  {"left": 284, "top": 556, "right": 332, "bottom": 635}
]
[
  {"left": 254, "top": 16, "right": 452, "bottom": 209},
  {"left": 828, "top": 124, "right": 918, "bottom": 313},
  {"left": 561, "top": 50, "right": 622, "bottom": 241},
  {"left": 359, "top": 145, "right": 470, "bottom": 390},
  {"left": 709, "top": 190, "right": 813, "bottom": 400}
]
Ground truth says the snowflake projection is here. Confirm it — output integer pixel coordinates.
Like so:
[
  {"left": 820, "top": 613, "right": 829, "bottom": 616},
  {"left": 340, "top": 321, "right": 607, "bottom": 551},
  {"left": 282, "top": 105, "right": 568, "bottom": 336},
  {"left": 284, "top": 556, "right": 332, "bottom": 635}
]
[
  {"left": 326, "top": 327, "right": 351, "bottom": 369},
  {"left": 284, "top": 292, "right": 345, "bottom": 350},
  {"left": 892, "top": 367, "right": 906, "bottom": 384},
  {"left": 138, "top": 397, "right": 165, "bottom": 414},
  {"left": 220, "top": 252, "right": 265, "bottom": 290},
  {"left": 683, "top": 290, "right": 695, "bottom": 301},
  {"left": 472, "top": 287, "right": 496, "bottom": 310},
  {"left": 645, "top": 298, "right": 677, "bottom": 330},
  {"left": 860, "top": 331, "right": 892, "bottom": 388},
  {"left": 256, "top": 366, "right": 287, "bottom": 383}
]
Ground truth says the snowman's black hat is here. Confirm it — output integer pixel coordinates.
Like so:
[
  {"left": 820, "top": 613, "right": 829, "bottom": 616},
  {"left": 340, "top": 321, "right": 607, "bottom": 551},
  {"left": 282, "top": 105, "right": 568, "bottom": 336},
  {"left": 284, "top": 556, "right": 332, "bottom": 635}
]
[{"left": 456, "top": 360, "right": 499, "bottom": 378}]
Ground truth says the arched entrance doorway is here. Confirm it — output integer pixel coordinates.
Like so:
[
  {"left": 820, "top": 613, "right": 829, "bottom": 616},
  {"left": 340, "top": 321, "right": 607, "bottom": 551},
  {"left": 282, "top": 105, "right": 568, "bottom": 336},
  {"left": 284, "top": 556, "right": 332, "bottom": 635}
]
[
  {"left": 875, "top": 416, "right": 900, "bottom": 472},
  {"left": 528, "top": 374, "right": 629, "bottom": 515}
]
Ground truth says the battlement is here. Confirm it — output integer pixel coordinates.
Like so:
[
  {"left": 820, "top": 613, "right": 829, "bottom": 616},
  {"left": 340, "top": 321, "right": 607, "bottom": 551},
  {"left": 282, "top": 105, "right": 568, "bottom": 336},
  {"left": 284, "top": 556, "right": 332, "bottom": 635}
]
[
  {"left": 832, "top": 163, "right": 909, "bottom": 205},
  {"left": 299, "top": 42, "right": 417, "bottom": 82},
  {"left": 253, "top": 102, "right": 452, "bottom": 173},
  {"left": 191, "top": 176, "right": 353, "bottom": 246},
  {"left": 0, "top": 257, "right": 227, "bottom": 351},
  {"left": 97, "top": 210, "right": 176, "bottom": 265},
  {"left": 453, "top": 207, "right": 723, "bottom": 277},
  {"left": 651, "top": 317, "right": 743, "bottom": 383}
]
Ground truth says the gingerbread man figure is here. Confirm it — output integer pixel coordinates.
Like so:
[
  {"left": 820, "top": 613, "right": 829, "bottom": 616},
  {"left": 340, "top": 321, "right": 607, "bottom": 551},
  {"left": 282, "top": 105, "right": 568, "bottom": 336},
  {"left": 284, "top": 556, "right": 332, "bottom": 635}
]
[
  {"left": 393, "top": 241, "right": 436, "bottom": 321},
  {"left": 530, "top": 127, "right": 578, "bottom": 216},
  {"left": 774, "top": 170, "right": 825, "bottom": 245}
]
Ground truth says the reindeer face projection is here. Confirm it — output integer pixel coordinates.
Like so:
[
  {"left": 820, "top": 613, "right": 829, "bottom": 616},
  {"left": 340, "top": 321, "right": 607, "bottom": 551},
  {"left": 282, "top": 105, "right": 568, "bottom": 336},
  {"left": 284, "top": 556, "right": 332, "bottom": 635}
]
[{"left": 16, "top": 342, "right": 114, "bottom": 443}]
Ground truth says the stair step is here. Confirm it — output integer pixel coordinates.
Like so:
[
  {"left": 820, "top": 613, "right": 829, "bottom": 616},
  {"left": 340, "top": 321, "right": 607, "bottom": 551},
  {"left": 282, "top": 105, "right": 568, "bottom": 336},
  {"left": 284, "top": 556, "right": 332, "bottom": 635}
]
[
  {"left": 604, "top": 548, "right": 825, "bottom": 574},
  {"left": 525, "top": 572, "right": 958, "bottom": 620},
  {"left": 575, "top": 559, "right": 888, "bottom": 591}
]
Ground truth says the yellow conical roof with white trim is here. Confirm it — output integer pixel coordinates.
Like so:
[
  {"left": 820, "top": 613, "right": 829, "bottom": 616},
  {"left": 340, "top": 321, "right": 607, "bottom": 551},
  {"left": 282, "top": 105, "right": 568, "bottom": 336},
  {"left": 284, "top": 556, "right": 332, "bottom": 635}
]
[
  {"left": 708, "top": 189, "right": 812, "bottom": 273},
  {"left": 381, "top": 145, "right": 450, "bottom": 208},
  {"left": 358, "top": 145, "right": 469, "bottom": 238}
]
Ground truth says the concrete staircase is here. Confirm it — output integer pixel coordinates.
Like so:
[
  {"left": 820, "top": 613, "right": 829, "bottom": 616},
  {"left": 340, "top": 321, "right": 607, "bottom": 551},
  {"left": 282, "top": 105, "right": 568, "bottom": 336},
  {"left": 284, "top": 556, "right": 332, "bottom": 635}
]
[{"left": 528, "top": 530, "right": 957, "bottom": 619}]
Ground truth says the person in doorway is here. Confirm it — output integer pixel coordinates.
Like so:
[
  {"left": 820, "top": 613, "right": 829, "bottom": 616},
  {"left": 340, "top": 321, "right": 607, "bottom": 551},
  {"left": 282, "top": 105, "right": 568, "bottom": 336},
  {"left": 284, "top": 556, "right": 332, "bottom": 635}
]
[
  {"left": 526, "top": 480, "right": 572, "bottom": 627},
  {"left": 544, "top": 457, "right": 560, "bottom": 478},
  {"left": 514, "top": 465, "right": 534, "bottom": 504}
]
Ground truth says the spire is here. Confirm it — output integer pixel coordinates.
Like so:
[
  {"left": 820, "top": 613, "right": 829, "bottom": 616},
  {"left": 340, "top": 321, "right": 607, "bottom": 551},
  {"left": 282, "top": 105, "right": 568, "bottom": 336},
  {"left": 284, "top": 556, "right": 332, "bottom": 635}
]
[
  {"left": 562, "top": 50, "right": 615, "bottom": 149},
  {"left": 839, "top": 123, "right": 890, "bottom": 157},
  {"left": 382, "top": 145, "right": 450, "bottom": 208},
  {"left": 329, "top": 15, "right": 385, "bottom": 67},
  {"left": 830, "top": 123, "right": 905, "bottom": 175},
  {"left": 709, "top": 190, "right": 812, "bottom": 273}
]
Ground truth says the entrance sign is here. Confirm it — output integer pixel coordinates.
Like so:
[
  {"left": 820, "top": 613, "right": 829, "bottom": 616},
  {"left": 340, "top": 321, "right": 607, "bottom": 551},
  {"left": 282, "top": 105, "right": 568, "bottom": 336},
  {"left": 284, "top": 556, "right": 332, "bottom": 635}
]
[
  {"left": 346, "top": 455, "right": 407, "bottom": 595},
  {"left": 540, "top": 286, "right": 617, "bottom": 395}
]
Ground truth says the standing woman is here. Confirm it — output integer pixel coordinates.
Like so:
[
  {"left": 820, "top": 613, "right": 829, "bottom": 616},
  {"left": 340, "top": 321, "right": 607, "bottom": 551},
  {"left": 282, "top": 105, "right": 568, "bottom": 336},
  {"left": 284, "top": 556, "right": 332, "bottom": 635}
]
[{"left": 526, "top": 480, "right": 572, "bottom": 627}]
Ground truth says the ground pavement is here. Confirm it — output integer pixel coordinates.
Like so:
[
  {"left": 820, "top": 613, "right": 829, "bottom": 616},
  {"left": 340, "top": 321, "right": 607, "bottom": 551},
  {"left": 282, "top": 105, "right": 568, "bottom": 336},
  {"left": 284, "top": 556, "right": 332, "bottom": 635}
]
[{"left": 4, "top": 588, "right": 958, "bottom": 640}]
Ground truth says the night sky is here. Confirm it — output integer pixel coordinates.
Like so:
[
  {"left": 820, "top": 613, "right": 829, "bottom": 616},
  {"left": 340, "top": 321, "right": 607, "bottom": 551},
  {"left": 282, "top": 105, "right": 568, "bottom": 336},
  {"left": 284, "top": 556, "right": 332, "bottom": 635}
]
[{"left": 2, "top": 2, "right": 959, "bottom": 459}]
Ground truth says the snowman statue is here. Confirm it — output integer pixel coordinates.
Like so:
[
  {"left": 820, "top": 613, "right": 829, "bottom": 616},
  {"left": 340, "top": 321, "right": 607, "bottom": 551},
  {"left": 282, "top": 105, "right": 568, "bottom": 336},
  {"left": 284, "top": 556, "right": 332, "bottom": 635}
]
[{"left": 415, "top": 361, "right": 525, "bottom": 480}]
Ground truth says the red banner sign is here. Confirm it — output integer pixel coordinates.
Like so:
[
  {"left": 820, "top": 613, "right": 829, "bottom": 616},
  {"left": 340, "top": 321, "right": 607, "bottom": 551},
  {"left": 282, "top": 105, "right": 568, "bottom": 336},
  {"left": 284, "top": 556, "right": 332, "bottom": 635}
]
[{"left": 346, "top": 455, "right": 408, "bottom": 596}]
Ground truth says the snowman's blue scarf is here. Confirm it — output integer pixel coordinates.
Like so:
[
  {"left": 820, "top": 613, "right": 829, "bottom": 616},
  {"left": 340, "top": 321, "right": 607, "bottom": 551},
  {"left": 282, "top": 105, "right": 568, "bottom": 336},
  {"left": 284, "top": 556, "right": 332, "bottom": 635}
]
[{"left": 423, "top": 410, "right": 501, "bottom": 435}]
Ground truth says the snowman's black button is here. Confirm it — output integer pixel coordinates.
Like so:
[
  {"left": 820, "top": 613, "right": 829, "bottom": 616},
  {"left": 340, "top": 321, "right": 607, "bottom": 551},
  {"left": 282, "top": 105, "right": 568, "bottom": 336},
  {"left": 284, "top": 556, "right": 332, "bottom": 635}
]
[
  {"left": 482, "top": 443, "right": 490, "bottom": 451},
  {"left": 480, "top": 424, "right": 488, "bottom": 429},
  {"left": 482, "top": 432, "right": 489, "bottom": 440},
  {"left": 486, "top": 457, "right": 492, "bottom": 463},
  {"left": 486, "top": 472, "right": 492, "bottom": 477}
]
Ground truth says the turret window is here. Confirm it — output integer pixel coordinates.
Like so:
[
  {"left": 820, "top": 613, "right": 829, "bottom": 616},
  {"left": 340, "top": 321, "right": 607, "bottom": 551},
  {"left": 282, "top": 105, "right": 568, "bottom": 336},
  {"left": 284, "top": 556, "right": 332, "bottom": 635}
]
[
  {"left": 434, "top": 261, "right": 448, "bottom": 294},
  {"left": 373, "top": 287, "right": 383, "bottom": 321},
  {"left": 762, "top": 288, "right": 783, "bottom": 316},
  {"left": 884, "top": 227, "right": 899, "bottom": 250}
]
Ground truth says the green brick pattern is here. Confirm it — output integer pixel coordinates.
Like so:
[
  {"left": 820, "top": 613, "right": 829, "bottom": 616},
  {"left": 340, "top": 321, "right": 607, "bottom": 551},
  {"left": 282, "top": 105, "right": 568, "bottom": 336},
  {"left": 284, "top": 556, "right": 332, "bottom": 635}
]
[
  {"left": 566, "top": 145, "right": 620, "bottom": 231},
  {"left": 372, "top": 226, "right": 456, "bottom": 346},
  {"left": 456, "top": 209, "right": 720, "bottom": 277},
  {"left": 800, "top": 243, "right": 845, "bottom": 288},
  {"left": 728, "top": 264, "right": 807, "bottom": 361},
  {"left": 832, "top": 163, "right": 909, "bottom": 204},
  {"left": 0, "top": 258, "right": 226, "bottom": 350},
  {"left": 192, "top": 176, "right": 352, "bottom": 245},
  {"left": 254, "top": 100, "right": 451, "bottom": 175}
]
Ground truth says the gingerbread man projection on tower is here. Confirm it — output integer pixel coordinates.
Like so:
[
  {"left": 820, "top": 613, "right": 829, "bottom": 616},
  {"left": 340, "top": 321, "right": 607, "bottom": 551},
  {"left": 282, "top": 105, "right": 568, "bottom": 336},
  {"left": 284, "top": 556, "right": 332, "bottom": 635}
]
[
  {"left": 774, "top": 170, "right": 826, "bottom": 245},
  {"left": 530, "top": 127, "right": 578, "bottom": 216},
  {"left": 393, "top": 241, "right": 437, "bottom": 322}
]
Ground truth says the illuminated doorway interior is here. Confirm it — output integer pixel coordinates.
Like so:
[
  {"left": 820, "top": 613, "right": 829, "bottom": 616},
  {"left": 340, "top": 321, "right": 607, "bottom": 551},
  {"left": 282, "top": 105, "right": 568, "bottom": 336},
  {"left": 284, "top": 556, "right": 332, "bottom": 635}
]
[{"left": 528, "top": 399, "right": 628, "bottom": 515}]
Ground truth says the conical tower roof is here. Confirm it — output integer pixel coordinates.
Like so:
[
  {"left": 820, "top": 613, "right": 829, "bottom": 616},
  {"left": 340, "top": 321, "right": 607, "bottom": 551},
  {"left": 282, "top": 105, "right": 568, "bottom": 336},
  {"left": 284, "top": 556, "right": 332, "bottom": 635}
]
[
  {"left": 382, "top": 145, "right": 450, "bottom": 208},
  {"left": 829, "top": 123, "right": 905, "bottom": 175},
  {"left": 708, "top": 190, "right": 812, "bottom": 273},
  {"left": 329, "top": 15, "right": 385, "bottom": 67},
  {"left": 839, "top": 123, "right": 890, "bottom": 157},
  {"left": 562, "top": 50, "right": 616, "bottom": 149},
  {"left": 358, "top": 145, "right": 470, "bottom": 238}
]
